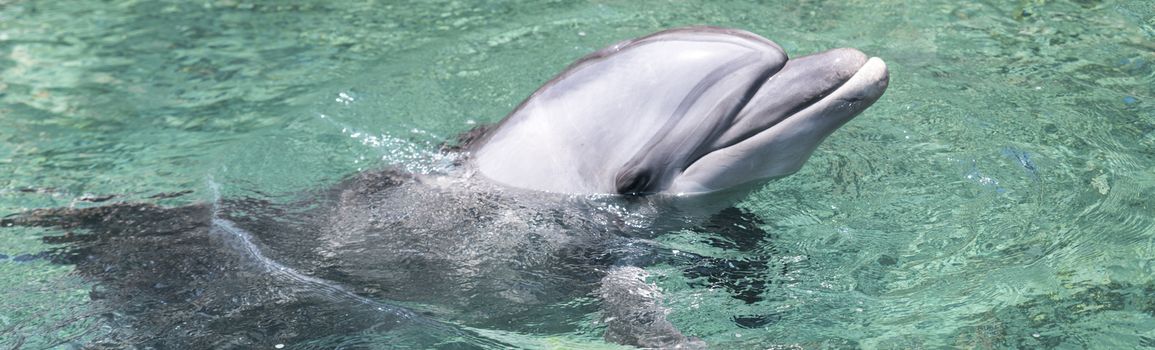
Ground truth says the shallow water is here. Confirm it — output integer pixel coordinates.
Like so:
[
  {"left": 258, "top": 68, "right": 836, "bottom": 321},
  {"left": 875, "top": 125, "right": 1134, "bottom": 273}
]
[{"left": 2, "top": 0, "right": 1153, "bottom": 348}]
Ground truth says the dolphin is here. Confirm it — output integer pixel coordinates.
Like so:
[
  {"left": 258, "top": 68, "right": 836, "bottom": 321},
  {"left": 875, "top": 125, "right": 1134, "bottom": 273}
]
[
  {"left": 465, "top": 26, "right": 888, "bottom": 347},
  {"left": 3, "top": 27, "right": 888, "bottom": 349},
  {"left": 472, "top": 27, "right": 888, "bottom": 198}
]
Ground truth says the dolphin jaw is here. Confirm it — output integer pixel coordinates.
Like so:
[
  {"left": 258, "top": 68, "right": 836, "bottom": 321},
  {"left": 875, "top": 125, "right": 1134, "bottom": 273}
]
[{"left": 667, "top": 54, "right": 889, "bottom": 196}]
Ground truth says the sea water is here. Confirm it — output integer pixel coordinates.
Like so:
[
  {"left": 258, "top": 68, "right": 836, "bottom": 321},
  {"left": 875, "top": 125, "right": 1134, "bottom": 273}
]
[{"left": 2, "top": 1, "right": 1153, "bottom": 348}]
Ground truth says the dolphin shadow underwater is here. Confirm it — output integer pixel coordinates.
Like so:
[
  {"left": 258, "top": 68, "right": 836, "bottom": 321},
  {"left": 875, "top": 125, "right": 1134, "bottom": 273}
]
[{"left": 4, "top": 27, "right": 888, "bottom": 348}]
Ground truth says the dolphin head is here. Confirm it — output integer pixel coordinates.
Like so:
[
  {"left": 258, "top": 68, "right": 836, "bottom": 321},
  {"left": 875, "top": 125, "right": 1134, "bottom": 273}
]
[{"left": 470, "top": 27, "right": 888, "bottom": 198}]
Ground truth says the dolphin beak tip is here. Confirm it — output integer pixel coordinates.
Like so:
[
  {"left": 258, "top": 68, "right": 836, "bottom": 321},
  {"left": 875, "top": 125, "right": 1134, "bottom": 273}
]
[{"left": 860, "top": 56, "right": 890, "bottom": 94}]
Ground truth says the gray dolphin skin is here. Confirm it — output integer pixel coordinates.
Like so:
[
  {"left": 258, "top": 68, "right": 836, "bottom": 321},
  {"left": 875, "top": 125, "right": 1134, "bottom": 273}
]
[
  {"left": 464, "top": 27, "right": 889, "bottom": 348},
  {"left": 2, "top": 27, "right": 889, "bottom": 349},
  {"left": 472, "top": 26, "right": 889, "bottom": 198}
]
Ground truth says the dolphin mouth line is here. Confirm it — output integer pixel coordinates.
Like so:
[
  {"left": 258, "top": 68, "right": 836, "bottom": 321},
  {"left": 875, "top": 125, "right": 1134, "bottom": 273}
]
[
  {"left": 684, "top": 55, "right": 885, "bottom": 177},
  {"left": 661, "top": 55, "right": 889, "bottom": 196},
  {"left": 704, "top": 61, "right": 855, "bottom": 156},
  {"left": 749, "top": 55, "right": 885, "bottom": 136}
]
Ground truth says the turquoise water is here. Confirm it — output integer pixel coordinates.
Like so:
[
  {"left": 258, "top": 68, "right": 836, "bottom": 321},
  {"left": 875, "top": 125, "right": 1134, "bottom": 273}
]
[{"left": 2, "top": 0, "right": 1154, "bottom": 348}]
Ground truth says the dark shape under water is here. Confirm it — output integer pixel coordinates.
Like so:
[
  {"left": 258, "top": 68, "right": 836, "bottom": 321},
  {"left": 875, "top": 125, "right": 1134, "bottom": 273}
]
[{"left": 4, "top": 170, "right": 774, "bottom": 348}]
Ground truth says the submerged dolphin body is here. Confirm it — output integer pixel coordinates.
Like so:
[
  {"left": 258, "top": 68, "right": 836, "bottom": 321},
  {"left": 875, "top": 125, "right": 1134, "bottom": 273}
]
[
  {"left": 473, "top": 27, "right": 888, "bottom": 198},
  {"left": 4, "top": 27, "right": 888, "bottom": 348}
]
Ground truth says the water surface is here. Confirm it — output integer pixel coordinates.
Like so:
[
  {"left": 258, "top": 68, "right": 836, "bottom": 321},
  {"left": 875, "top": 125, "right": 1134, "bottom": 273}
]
[{"left": 2, "top": 0, "right": 1154, "bottom": 348}]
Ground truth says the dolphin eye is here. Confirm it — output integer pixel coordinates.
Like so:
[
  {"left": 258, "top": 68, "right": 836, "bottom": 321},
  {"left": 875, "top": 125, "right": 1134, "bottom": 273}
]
[{"left": 615, "top": 169, "right": 653, "bottom": 196}]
